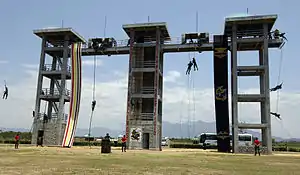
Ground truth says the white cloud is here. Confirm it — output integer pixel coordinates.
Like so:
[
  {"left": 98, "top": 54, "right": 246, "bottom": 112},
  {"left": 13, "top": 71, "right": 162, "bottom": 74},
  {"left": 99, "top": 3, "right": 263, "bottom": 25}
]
[
  {"left": 82, "top": 59, "right": 103, "bottom": 67},
  {"left": 0, "top": 66, "right": 299, "bottom": 139},
  {"left": 164, "top": 70, "right": 181, "bottom": 83},
  {"left": 0, "top": 60, "right": 8, "bottom": 64},
  {"left": 22, "top": 64, "right": 39, "bottom": 70}
]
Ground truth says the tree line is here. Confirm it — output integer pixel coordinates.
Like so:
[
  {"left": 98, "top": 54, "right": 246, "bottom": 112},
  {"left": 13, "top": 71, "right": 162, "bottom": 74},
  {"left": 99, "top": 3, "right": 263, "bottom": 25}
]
[{"left": 0, "top": 131, "right": 32, "bottom": 141}]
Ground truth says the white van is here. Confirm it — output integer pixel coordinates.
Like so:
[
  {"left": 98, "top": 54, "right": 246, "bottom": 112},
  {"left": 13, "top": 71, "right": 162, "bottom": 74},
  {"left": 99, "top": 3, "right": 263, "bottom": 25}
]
[
  {"left": 161, "top": 137, "right": 169, "bottom": 146},
  {"left": 199, "top": 133, "right": 253, "bottom": 148}
]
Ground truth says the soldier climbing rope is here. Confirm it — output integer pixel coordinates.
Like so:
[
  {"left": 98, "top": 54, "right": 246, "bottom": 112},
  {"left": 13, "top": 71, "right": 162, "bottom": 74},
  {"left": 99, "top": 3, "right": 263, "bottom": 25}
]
[{"left": 88, "top": 55, "right": 97, "bottom": 147}]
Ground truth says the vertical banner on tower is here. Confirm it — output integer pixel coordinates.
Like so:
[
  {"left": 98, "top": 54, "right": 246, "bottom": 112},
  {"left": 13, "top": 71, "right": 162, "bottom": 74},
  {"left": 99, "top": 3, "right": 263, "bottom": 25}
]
[
  {"left": 62, "top": 43, "right": 82, "bottom": 148},
  {"left": 213, "top": 35, "right": 230, "bottom": 152}
]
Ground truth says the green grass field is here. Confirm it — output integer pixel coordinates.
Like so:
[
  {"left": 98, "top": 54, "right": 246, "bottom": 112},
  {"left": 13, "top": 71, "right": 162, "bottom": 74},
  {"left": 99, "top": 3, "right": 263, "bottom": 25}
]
[{"left": 1, "top": 145, "right": 300, "bottom": 175}]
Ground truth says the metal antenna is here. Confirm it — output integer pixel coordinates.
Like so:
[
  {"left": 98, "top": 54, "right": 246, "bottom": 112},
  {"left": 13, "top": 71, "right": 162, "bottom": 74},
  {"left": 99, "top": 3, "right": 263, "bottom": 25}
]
[
  {"left": 196, "top": 11, "right": 199, "bottom": 32},
  {"left": 61, "top": 20, "right": 64, "bottom": 28},
  {"left": 104, "top": 16, "right": 107, "bottom": 37},
  {"left": 247, "top": 8, "right": 249, "bottom": 14},
  {"left": 148, "top": 16, "right": 150, "bottom": 22}
]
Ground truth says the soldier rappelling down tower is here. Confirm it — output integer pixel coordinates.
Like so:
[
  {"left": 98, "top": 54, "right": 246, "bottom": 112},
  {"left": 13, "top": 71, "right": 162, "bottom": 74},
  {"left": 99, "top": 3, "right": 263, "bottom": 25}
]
[
  {"left": 270, "top": 112, "right": 281, "bottom": 120},
  {"left": 2, "top": 84, "right": 8, "bottom": 100},
  {"left": 192, "top": 57, "right": 198, "bottom": 71},
  {"left": 270, "top": 82, "right": 283, "bottom": 92},
  {"left": 272, "top": 29, "right": 288, "bottom": 41},
  {"left": 186, "top": 61, "right": 193, "bottom": 75}
]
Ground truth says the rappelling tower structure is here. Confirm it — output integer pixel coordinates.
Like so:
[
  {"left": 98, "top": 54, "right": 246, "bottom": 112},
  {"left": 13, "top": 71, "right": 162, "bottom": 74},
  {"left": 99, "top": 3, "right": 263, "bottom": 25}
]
[
  {"left": 224, "top": 15, "right": 277, "bottom": 154},
  {"left": 32, "top": 15, "right": 283, "bottom": 154},
  {"left": 31, "top": 28, "right": 86, "bottom": 146}
]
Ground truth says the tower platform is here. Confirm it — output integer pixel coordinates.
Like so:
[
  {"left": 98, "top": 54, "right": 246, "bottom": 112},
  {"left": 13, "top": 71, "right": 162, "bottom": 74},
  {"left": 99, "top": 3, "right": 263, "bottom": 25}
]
[
  {"left": 122, "top": 22, "right": 171, "bottom": 41},
  {"left": 33, "top": 27, "right": 86, "bottom": 46},
  {"left": 224, "top": 14, "right": 282, "bottom": 50},
  {"left": 224, "top": 14, "right": 277, "bottom": 36}
]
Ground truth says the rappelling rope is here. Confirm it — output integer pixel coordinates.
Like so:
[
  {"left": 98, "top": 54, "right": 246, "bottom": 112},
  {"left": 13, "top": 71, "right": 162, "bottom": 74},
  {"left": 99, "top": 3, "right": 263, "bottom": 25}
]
[
  {"left": 187, "top": 53, "right": 192, "bottom": 138},
  {"left": 179, "top": 99, "right": 183, "bottom": 138},
  {"left": 191, "top": 52, "right": 197, "bottom": 137},
  {"left": 274, "top": 46, "right": 292, "bottom": 138},
  {"left": 88, "top": 55, "right": 97, "bottom": 148},
  {"left": 275, "top": 48, "right": 284, "bottom": 113}
]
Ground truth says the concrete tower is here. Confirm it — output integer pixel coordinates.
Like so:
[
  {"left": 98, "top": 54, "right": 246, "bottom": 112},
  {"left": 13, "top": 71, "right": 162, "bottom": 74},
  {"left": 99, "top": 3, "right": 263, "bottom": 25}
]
[
  {"left": 31, "top": 28, "right": 85, "bottom": 146},
  {"left": 123, "top": 23, "right": 170, "bottom": 150},
  {"left": 224, "top": 15, "right": 281, "bottom": 154}
]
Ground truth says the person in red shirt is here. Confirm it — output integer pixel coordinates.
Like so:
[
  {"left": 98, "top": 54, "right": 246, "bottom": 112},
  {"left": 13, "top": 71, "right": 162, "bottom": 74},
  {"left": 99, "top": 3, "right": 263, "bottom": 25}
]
[
  {"left": 121, "top": 135, "right": 127, "bottom": 152},
  {"left": 254, "top": 137, "right": 261, "bottom": 156},
  {"left": 15, "top": 133, "right": 20, "bottom": 149}
]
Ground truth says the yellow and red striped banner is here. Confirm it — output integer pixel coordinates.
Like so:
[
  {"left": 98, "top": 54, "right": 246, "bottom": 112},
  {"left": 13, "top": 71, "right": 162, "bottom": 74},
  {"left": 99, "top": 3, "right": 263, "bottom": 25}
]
[{"left": 62, "top": 43, "right": 82, "bottom": 147}]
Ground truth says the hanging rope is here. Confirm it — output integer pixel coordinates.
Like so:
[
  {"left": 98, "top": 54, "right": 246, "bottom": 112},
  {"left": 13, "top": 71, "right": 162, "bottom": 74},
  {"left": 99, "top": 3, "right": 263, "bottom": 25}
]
[
  {"left": 275, "top": 119, "right": 292, "bottom": 138},
  {"left": 179, "top": 99, "right": 183, "bottom": 138},
  {"left": 191, "top": 61, "right": 196, "bottom": 138},
  {"left": 275, "top": 48, "right": 284, "bottom": 113},
  {"left": 271, "top": 47, "right": 293, "bottom": 139},
  {"left": 88, "top": 55, "right": 97, "bottom": 148},
  {"left": 187, "top": 53, "right": 192, "bottom": 138}
]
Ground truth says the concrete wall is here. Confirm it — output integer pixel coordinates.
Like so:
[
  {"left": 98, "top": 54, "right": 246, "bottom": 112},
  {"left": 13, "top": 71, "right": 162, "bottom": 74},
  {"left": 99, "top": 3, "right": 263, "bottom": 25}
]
[
  {"left": 31, "top": 120, "right": 66, "bottom": 146},
  {"left": 238, "top": 146, "right": 268, "bottom": 155}
]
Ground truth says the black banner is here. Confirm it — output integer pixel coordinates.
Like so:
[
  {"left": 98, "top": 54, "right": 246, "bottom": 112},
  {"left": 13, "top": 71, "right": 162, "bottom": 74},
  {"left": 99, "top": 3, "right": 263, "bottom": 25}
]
[{"left": 213, "top": 35, "right": 230, "bottom": 152}]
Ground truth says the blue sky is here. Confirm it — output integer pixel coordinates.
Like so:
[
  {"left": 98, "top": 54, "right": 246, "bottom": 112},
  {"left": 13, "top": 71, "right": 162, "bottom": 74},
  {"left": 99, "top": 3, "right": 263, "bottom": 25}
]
[
  {"left": 0, "top": 0, "right": 299, "bottom": 138},
  {"left": 0, "top": 0, "right": 298, "bottom": 89}
]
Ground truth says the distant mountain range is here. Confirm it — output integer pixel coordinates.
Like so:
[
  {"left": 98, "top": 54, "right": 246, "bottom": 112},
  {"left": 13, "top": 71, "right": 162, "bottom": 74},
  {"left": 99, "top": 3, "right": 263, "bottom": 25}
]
[{"left": 1, "top": 120, "right": 299, "bottom": 142}]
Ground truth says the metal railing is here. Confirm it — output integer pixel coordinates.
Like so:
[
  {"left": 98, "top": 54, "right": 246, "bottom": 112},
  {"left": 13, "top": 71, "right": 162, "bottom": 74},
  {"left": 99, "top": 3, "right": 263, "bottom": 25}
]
[
  {"left": 35, "top": 112, "right": 68, "bottom": 122},
  {"left": 132, "top": 87, "right": 162, "bottom": 96},
  {"left": 133, "top": 86, "right": 154, "bottom": 94},
  {"left": 41, "top": 88, "right": 71, "bottom": 96},
  {"left": 130, "top": 113, "right": 154, "bottom": 121},
  {"left": 45, "top": 31, "right": 277, "bottom": 49},
  {"left": 132, "top": 60, "right": 155, "bottom": 68},
  {"left": 131, "top": 60, "right": 163, "bottom": 73},
  {"left": 236, "top": 29, "right": 264, "bottom": 37},
  {"left": 45, "top": 34, "right": 216, "bottom": 49},
  {"left": 42, "top": 64, "right": 71, "bottom": 72}
]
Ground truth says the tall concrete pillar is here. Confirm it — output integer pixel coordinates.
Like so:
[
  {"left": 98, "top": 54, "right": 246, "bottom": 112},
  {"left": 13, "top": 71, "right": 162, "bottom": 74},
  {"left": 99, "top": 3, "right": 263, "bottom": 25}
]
[
  {"left": 125, "top": 29, "right": 135, "bottom": 147},
  {"left": 263, "top": 23, "right": 272, "bottom": 154},
  {"left": 231, "top": 24, "right": 239, "bottom": 153},
  {"left": 153, "top": 27, "right": 162, "bottom": 150},
  {"left": 32, "top": 37, "right": 46, "bottom": 145},
  {"left": 259, "top": 49, "right": 267, "bottom": 146}
]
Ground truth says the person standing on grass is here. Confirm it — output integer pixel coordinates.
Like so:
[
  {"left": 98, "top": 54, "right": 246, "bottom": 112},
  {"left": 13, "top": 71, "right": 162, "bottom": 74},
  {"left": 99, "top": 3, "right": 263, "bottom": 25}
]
[
  {"left": 15, "top": 133, "right": 20, "bottom": 149},
  {"left": 254, "top": 137, "right": 261, "bottom": 156},
  {"left": 121, "top": 135, "right": 127, "bottom": 152}
]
